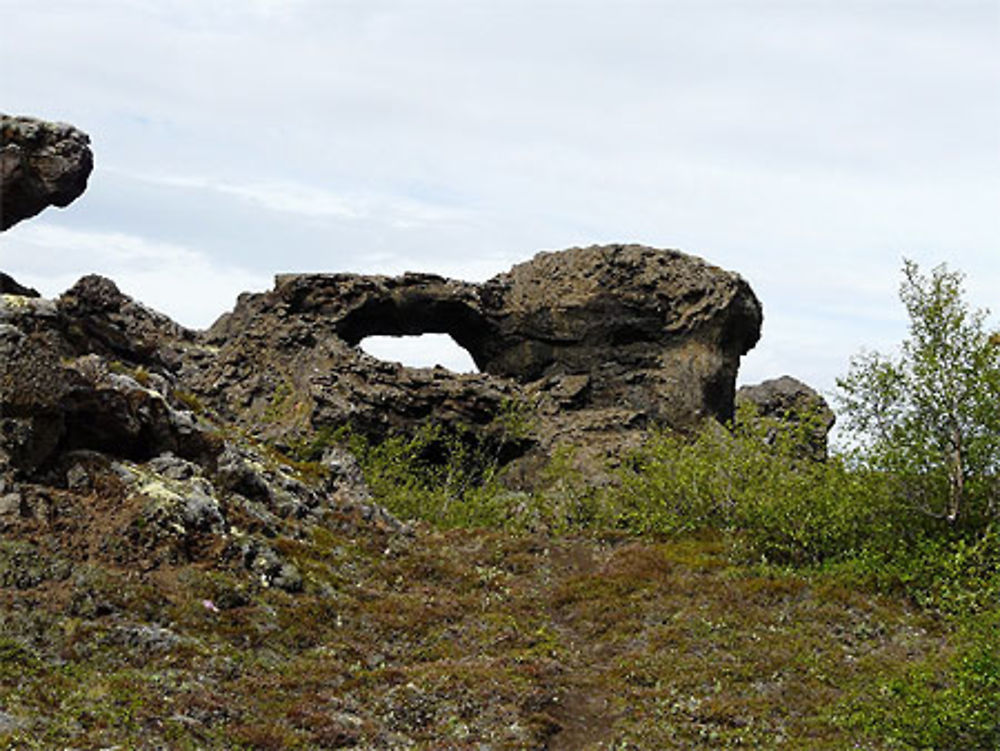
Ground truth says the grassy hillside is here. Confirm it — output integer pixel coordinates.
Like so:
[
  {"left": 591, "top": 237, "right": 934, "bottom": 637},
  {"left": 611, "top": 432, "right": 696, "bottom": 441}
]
[
  {"left": 0, "top": 522, "right": 970, "bottom": 750},
  {"left": 1, "top": 414, "right": 997, "bottom": 749},
  {"left": 2, "top": 260, "right": 997, "bottom": 749}
]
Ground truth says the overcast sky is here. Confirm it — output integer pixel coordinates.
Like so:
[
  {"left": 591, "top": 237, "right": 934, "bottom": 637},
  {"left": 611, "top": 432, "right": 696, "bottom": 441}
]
[{"left": 2, "top": 0, "right": 998, "bottom": 402}]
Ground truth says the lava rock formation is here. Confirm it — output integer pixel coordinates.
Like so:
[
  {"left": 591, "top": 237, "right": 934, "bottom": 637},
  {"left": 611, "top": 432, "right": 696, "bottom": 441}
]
[{"left": 1, "top": 114, "right": 93, "bottom": 231}]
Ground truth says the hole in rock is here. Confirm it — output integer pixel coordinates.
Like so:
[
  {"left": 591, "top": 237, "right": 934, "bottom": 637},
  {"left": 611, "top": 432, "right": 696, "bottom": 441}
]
[{"left": 359, "top": 334, "right": 479, "bottom": 373}]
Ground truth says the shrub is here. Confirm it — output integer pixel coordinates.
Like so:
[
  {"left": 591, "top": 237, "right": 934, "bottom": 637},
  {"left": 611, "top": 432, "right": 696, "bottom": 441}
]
[
  {"left": 837, "top": 260, "right": 1000, "bottom": 530},
  {"left": 326, "top": 397, "right": 538, "bottom": 530},
  {"left": 841, "top": 610, "right": 1000, "bottom": 748},
  {"left": 611, "top": 403, "right": 897, "bottom": 566},
  {"left": 346, "top": 421, "right": 513, "bottom": 529}
]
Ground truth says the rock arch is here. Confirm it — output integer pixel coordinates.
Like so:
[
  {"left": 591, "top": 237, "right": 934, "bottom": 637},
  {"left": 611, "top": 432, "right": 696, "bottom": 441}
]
[
  {"left": 335, "top": 294, "right": 489, "bottom": 370},
  {"left": 274, "top": 272, "right": 493, "bottom": 371},
  {"left": 204, "top": 245, "right": 763, "bottom": 442}
]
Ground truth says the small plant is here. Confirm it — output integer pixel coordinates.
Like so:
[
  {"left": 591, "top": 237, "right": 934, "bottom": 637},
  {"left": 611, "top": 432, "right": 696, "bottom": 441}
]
[
  {"left": 284, "top": 424, "right": 348, "bottom": 463},
  {"left": 529, "top": 444, "right": 601, "bottom": 533},
  {"left": 132, "top": 366, "right": 151, "bottom": 387},
  {"left": 173, "top": 389, "right": 204, "bottom": 413}
]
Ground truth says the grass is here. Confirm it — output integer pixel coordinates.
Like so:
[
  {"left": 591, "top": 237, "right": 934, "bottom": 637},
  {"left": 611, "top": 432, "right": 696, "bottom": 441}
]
[
  {"left": 1, "top": 406, "right": 997, "bottom": 747},
  {"left": 0, "top": 523, "right": 967, "bottom": 749}
]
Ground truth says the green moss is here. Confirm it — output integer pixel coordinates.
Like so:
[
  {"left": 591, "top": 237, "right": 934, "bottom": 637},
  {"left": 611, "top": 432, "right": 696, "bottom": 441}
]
[
  {"left": 0, "top": 637, "right": 42, "bottom": 680},
  {"left": 0, "top": 541, "right": 71, "bottom": 589},
  {"left": 263, "top": 447, "right": 328, "bottom": 484},
  {"left": 173, "top": 389, "right": 205, "bottom": 413}
]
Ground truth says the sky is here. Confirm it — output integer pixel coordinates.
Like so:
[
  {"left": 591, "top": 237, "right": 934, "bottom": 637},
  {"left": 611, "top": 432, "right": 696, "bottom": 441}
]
[{"left": 1, "top": 0, "right": 998, "bottom": 407}]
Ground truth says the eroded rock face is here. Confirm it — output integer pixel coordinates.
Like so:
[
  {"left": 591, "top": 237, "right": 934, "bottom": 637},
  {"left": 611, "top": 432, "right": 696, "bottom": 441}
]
[
  {"left": 1, "top": 275, "right": 405, "bottom": 592},
  {"left": 198, "top": 245, "right": 760, "bottom": 433},
  {"left": 183, "top": 245, "right": 761, "bottom": 482},
  {"left": 1, "top": 114, "right": 94, "bottom": 231},
  {"left": 736, "top": 375, "right": 835, "bottom": 459},
  {"left": 478, "top": 245, "right": 762, "bottom": 427}
]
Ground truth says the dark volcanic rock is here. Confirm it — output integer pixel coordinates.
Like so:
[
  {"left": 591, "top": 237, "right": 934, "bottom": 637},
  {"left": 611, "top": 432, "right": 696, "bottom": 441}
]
[
  {"left": 0, "top": 279, "right": 212, "bottom": 476},
  {"left": 194, "top": 272, "right": 522, "bottom": 445},
  {"left": 0, "top": 281, "right": 209, "bottom": 480},
  {"left": 736, "top": 375, "right": 835, "bottom": 459},
  {"left": 478, "top": 245, "right": 762, "bottom": 427},
  {"left": 58, "top": 274, "right": 196, "bottom": 370},
  {"left": 1, "top": 114, "right": 93, "bottom": 231},
  {"left": 1, "top": 275, "right": 404, "bottom": 592},
  {"left": 186, "top": 244, "right": 761, "bottom": 482},
  {"left": 195, "top": 245, "right": 760, "bottom": 430},
  {"left": 0, "top": 272, "right": 39, "bottom": 297},
  {"left": 0, "top": 236, "right": 767, "bottom": 625}
]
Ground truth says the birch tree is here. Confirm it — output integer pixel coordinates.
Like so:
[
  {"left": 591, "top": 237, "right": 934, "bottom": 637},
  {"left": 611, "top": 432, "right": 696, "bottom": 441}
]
[{"left": 838, "top": 260, "right": 1000, "bottom": 527}]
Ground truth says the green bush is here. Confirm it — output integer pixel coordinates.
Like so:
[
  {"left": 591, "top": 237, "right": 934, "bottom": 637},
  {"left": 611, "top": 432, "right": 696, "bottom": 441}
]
[
  {"left": 608, "top": 403, "right": 1000, "bottom": 611},
  {"left": 610, "top": 402, "right": 896, "bottom": 566},
  {"left": 841, "top": 610, "right": 1000, "bottom": 749},
  {"left": 346, "top": 421, "right": 516, "bottom": 530}
]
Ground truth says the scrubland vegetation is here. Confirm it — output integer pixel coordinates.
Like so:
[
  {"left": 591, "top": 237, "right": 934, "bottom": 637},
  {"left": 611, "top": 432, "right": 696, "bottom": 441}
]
[
  {"left": 340, "top": 261, "right": 1000, "bottom": 748},
  {"left": 2, "top": 261, "right": 996, "bottom": 749}
]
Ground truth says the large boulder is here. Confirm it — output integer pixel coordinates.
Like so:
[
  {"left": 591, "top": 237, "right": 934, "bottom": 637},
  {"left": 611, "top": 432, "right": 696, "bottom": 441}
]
[
  {"left": 0, "top": 278, "right": 213, "bottom": 478},
  {"left": 477, "top": 245, "right": 762, "bottom": 427},
  {"left": 736, "top": 375, "right": 835, "bottom": 459},
  {"left": 1, "top": 114, "right": 93, "bottom": 231},
  {"left": 251, "top": 246, "right": 762, "bottom": 430}
]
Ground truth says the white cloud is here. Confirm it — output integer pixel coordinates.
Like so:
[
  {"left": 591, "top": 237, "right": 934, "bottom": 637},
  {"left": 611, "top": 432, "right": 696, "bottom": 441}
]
[
  {"left": 140, "top": 174, "right": 363, "bottom": 220},
  {"left": 0, "top": 224, "right": 269, "bottom": 329},
  {"left": 105, "top": 169, "right": 473, "bottom": 229},
  {"left": 1, "top": 0, "right": 997, "bottom": 398}
]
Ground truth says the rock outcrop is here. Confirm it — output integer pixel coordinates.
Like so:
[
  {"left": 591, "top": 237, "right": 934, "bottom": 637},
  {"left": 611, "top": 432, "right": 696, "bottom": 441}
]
[
  {"left": 0, "top": 272, "right": 39, "bottom": 297},
  {"left": 194, "top": 272, "right": 520, "bottom": 445},
  {"left": 0, "top": 275, "right": 213, "bottom": 473},
  {"left": 736, "top": 375, "right": 835, "bottom": 459},
  {"left": 477, "top": 245, "right": 762, "bottom": 427},
  {"left": 4, "top": 243, "right": 762, "bottom": 524},
  {"left": 183, "top": 245, "right": 761, "bottom": 480},
  {"left": 1, "top": 274, "right": 404, "bottom": 595},
  {"left": 0, "top": 114, "right": 766, "bottom": 571},
  {"left": 198, "top": 246, "right": 759, "bottom": 423},
  {"left": 1, "top": 114, "right": 93, "bottom": 230}
]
